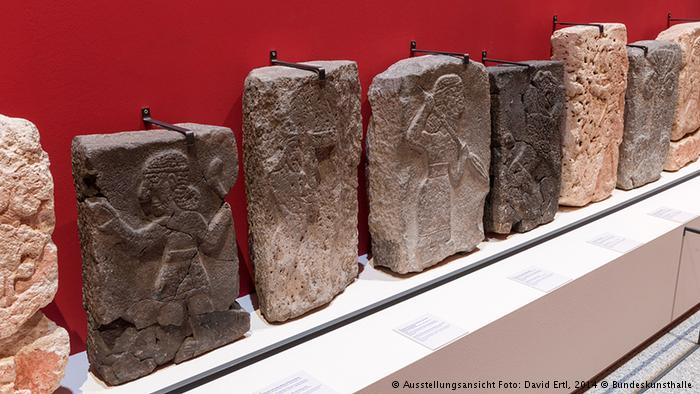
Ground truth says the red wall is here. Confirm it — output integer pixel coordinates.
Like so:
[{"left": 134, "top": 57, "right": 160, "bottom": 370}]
[{"left": 1, "top": 0, "right": 697, "bottom": 355}]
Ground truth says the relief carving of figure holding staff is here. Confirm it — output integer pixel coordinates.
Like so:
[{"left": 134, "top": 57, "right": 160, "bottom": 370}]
[{"left": 406, "top": 74, "right": 488, "bottom": 259}]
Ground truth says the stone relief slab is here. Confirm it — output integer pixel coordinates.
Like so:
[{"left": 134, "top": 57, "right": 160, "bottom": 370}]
[
  {"left": 485, "top": 61, "right": 565, "bottom": 234},
  {"left": 551, "top": 23, "right": 629, "bottom": 206},
  {"left": 367, "top": 55, "right": 491, "bottom": 273},
  {"left": 0, "top": 115, "right": 58, "bottom": 339},
  {"left": 72, "top": 125, "right": 249, "bottom": 385},
  {"left": 657, "top": 22, "right": 700, "bottom": 141},
  {"left": 618, "top": 40, "right": 681, "bottom": 189},
  {"left": 657, "top": 23, "right": 700, "bottom": 170},
  {"left": 0, "top": 114, "right": 68, "bottom": 393},
  {"left": 243, "top": 61, "right": 362, "bottom": 322}
]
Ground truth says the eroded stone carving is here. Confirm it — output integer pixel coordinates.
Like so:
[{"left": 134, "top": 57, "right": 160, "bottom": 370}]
[
  {"left": 551, "top": 23, "right": 629, "bottom": 206},
  {"left": 485, "top": 61, "right": 565, "bottom": 234},
  {"left": 367, "top": 56, "right": 490, "bottom": 273},
  {"left": 657, "top": 22, "right": 700, "bottom": 170},
  {"left": 0, "top": 312, "right": 69, "bottom": 394},
  {"left": 0, "top": 115, "right": 58, "bottom": 339},
  {"left": 72, "top": 125, "right": 249, "bottom": 385},
  {"left": 617, "top": 40, "right": 682, "bottom": 189},
  {"left": 0, "top": 114, "right": 68, "bottom": 393},
  {"left": 244, "top": 61, "right": 362, "bottom": 322}
]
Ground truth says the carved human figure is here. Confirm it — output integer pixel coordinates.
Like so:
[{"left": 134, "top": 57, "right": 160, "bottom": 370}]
[
  {"left": 367, "top": 56, "right": 491, "bottom": 274},
  {"left": 72, "top": 125, "right": 249, "bottom": 385},
  {"left": 86, "top": 151, "right": 230, "bottom": 301},
  {"left": 406, "top": 74, "right": 488, "bottom": 262}
]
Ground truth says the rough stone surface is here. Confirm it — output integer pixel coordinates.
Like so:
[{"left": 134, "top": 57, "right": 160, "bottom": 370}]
[
  {"left": 617, "top": 40, "right": 682, "bottom": 189},
  {"left": 551, "top": 23, "right": 629, "bottom": 206},
  {"left": 72, "top": 125, "right": 250, "bottom": 385},
  {"left": 664, "top": 130, "right": 700, "bottom": 171},
  {"left": 0, "top": 312, "right": 69, "bottom": 394},
  {"left": 485, "top": 61, "right": 565, "bottom": 234},
  {"left": 0, "top": 115, "right": 58, "bottom": 340},
  {"left": 367, "top": 55, "right": 491, "bottom": 274},
  {"left": 657, "top": 23, "right": 700, "bottom": 170},
  {"left": 243, "top": 61, "right": 362, "bottom": 321},
  {"left": 657, "top": 23, "right": 700, "bottom": 142}
]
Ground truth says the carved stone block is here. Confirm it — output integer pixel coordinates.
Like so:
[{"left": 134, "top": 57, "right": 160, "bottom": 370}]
[
  {"left": 485, "top": 61, "right": 565, "bottom": 234},
  {"left": 367, "top": 55, "right": 491, "bottom": 273},
  {"left": 0, "top": 115, "right": 58, "bottom": 340},
  {"left": 72, "top": 125, "right": 249, "bottom": 385},
  {"left": 0, "top": 114, "right": 68, "bottom": 393},
  {"left": 657, "top": 23, "right": 700, "bottom": 170},
  {"left": 0, "top": 312, "right": 69, "bottom": 394},
  {"left": 243, "top": 61, "right": 362, "bottom": 322},
  {"left": 551, "top": 23, "right": 629, "bottom": 206},
  {"left": 617, "top": 40, "right": 682, "bottom": 189}
]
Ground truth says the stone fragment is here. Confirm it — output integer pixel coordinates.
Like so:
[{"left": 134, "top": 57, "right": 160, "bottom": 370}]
[
  {"left": 243, "top": 61, "right": 362, "bottom": 321},
  {"left": 0, "top": 312, "right": 69, "bottom": 394},
  {"left": 657, "top": 23, "right": 700, "bottom": 141},
  {"left": 72, "top": 125, "right": 250, "bottom": 385},
  {"left": 367, "top": 55, "right": 491, "bottom": 273},
  {"left": 617, "top": 40, "right": 682, "bottom": 189},
  {"left": 485, "top": 61, "right": 565, "bottom": 234},
  {"left": 0, "top": 115, "right": 58, "bottom": 340},
  {"left": 665, "top": 130, "right": 700, "bottom": 171},
  {"left": 657, "top": 23, "right": 700, "bottom": 170},
  {"left": 551, "top": 23, "right": 629, "bottom": 206}
]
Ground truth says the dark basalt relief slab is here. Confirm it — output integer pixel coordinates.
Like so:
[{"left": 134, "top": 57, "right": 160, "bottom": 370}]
[
  {"left": 72, "top": 124, "right": 249, "bottom": 385},
  {"left": 484, "top": 61, "right": 565, "bottom": 234}
]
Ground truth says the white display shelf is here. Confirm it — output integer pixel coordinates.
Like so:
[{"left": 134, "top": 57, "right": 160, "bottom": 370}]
[{"left": 60, "top": 160, "right": 700, "bottom": 393}]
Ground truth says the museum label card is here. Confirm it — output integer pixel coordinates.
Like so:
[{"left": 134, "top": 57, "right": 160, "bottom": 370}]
[
  {"left": 649, "top": 207, "right": 698, "bottom": 223},
  {"left": 588, "top": 232, "right": 642, "bottom": 253},
  {"left": 395, "top": 314, "right": 469, "bottom": 351},
  {"left": 508, "top": 267, "right": 572, "bottom": 293},
  {"left": 256, "top": 371, "right": 338, "bottom": 394}
]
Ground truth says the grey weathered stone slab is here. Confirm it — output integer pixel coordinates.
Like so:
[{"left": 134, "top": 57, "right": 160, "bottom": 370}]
[
  {"left": 551, "top": 23, "right": 629, "bottom": 206},
  {"left": 484, "top": 61, "right": 565, "bottom": 234},
  {"left": 243, "top": 61, "right": 362, "bottom": 322},
  {"left": 367, "top": 55, "right": 491, "bottom": 274},
  {"left": 72, "top": 125, "right": 249, "bottom": 385},
  {"left": 617, "top": 40, "right": 681, "bottom": 190},
  {"left": 657, "top": 22, "right": 700, "bottom": 170}
]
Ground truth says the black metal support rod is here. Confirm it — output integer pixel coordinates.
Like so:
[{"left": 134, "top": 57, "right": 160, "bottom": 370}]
[
  {"left": 270, "top": 50, "right": 326, "bottom": 80},
  {"left": 481, "top": 51, "right": 531, "bottom": 68},
  {"left": 684, "top": 226, "right": 700, "bottom": 236},
  {"left": 141, "top": 107, "right": 194, "bottom": 146},
  {"left": 552, "top": 15, "right": 604, "bottom": 35},
  {"left": 626, "top": 44, "right": 649, "bottom": 56},
  {"left": 410, "top": 41, "right": 469, "bottom": 64},
  {"left": 667, "top": 13, "right": 700, "bottom": 28}
]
